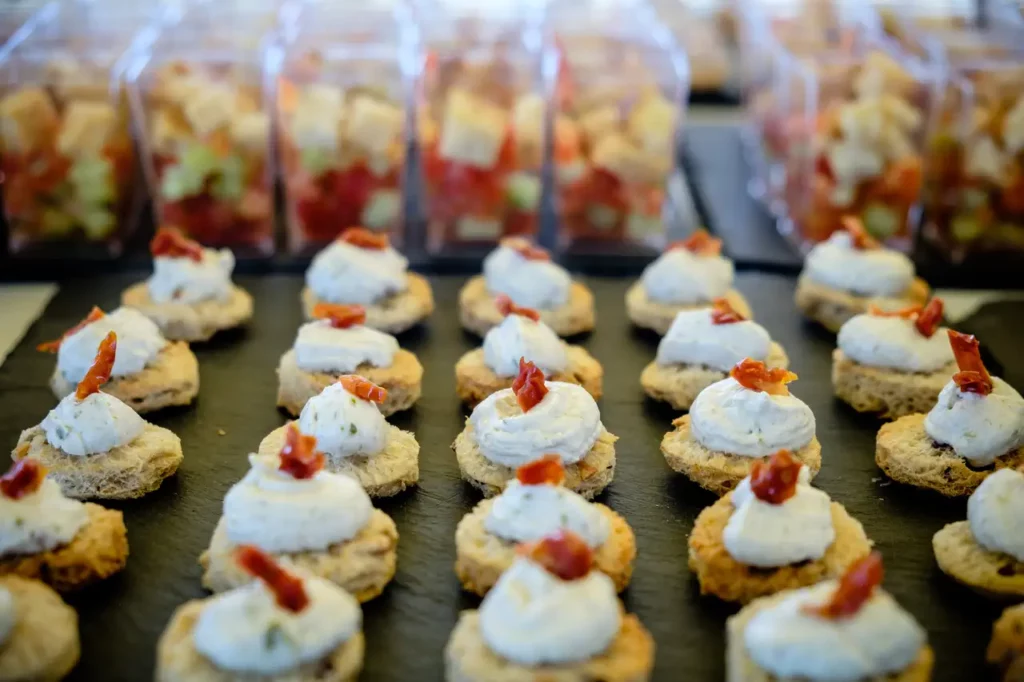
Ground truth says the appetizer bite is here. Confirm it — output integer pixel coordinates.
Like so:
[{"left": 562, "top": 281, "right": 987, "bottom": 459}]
[
  {"left": 445, "top": 530, "right": 655, "bottom": 682},
  {"left": 689, "top": 450, "right": 871, "bottom": 604},
  {"left": 641, "top": 298, "right": 789, "bottom": 411},
  {"left": 0, "top": 459, "right": 128, "bottom": 591},
  {"left": 0, "top": 576, "right": 79, "bottom": 680},
  {"left": 277, "top": 302, "right": 423, "bottom": 417},
  {"left": 453, "top": 360, "right": 617, "bottom": 499},
  {"left": 726, "top": 553, "right": 933, "bottom": 682},
  {"left": 662, "top": 359, "right": 820, "bottom": 495},
  {"left": 933, "top": 467, "right": 1024, "bottom": 599},
  {"left": 795, "top": 217, "right": 930, "bottom": 332},
  {"left": 259, "top": 377, "right": 419, "bottom": 497},
  {"left": 833, "top": 298, "right": 955, "bottom": 419},
  {"left": 158, "top": 546, "right": 364, "bottom": 682},
  {"left": 626, "top": 230, "right": 751, "bottom": 336},
  {"left": 40, "top": 304, "right": 199, "bottom": 413},
  {"left": 876, "top": 331, "right": 1024, "bottom": 496},
  {"left": 302, "top": 227, "right": 434, "bottom": 334},
  {"left": 121, "top": 227, "right": 254, "bottom": 342},
  {"left": 455, "top": 296, "right": 602, "bottom": 407},
  {"left": 201, "top": 425, "right": 398, "bottom": 601},
  {"left": 16, "top": 332, "right": 184, "bottom": 499},
  {"left": 455, "top": 455, "right": 635, "bottom": 596},
  {"left": 458, "top": 238, "right": 596, "bottom": 338},
  {"left": 988, "top": 603, "right": 1024, "bottom": 680}
]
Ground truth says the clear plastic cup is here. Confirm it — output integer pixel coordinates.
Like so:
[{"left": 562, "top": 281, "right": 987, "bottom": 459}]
[{"left": 649, "top": 0, "right": 732, "bottom": 93}]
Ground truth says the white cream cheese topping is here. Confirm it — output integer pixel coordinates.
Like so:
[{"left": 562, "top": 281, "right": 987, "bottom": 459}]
[
  {"left": 306, "top": 240, "right": 409, "bottom": 305},
  {"left": 484, "top": 481, "right": 610, "bottom": 547},
  {"left": 482, "top": 245, "right": 571, "bottom": 310},
  {"left": 0, "top": 477, "right": 88, "bottom": 556},
  {"left": 297, "top": 383, "right": 389, "bottom": 461},
  {"left": 640, "top": 248, "right": 734, "bottom": 305},
  {"left": 803, "top": 231, "right": 915, "bottom": 298},
  {"left": 967, "top": 467, "right": 1024, "bottom": 561},
  {"left": 924, "top": 378, "right": 1024, "bottom": 467},
  {"left": 292, "top": 320, "right": 399, "bottom": 374},
  {"left": 57, "top": 307, "right": 166, "bottom": 384},
  {"left": 656, "top": 309, "right": 772, "bottom": 371},
  {"left": 837, "top": 315, "right": 953, "bottom": 373},
  {"left": 483, "top": 315, "right": 568, "bottom": 378},
  {"left": 41, "top": 391, "right": 146, "bottom": 456},
  {"left": 147, "top": 248, "right": 235, "bottom": 304}
]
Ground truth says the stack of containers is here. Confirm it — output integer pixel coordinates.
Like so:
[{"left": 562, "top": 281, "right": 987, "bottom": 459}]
[
  {"left": 126, "top": 5, "right": 279, "bottom": 254},
  {"left": 273, "top": 1, "right": 414, "bottom": 253},
  {"left": 0, "top": 0, "right": 159, "bottom": 256},
  {"left": 545, "top": 0, "right": 689, "bottom": 253}
]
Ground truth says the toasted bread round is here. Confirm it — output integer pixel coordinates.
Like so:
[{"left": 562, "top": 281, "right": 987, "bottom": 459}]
[
  {"left": 445, "top": 609, "right": 654, "bottom": 682},
  {"left": 454, "top": 498, "right": 635, "bottom": 596},
  {"left": 301, "top": 273, "right": 434, "bottom": 334},
  {"left": 458, "top": 275, "right": 595, "bottom": 338},
  {"left": 933, "top": 520, "right": 1024, "bottom": 600},
  {"left": 455, "top": 346, "right": 603, "bottom": 408},
  {"left": 452, "top": 424, "right": 617, "bottom": 500},
  {"left": 661, "top": 415, "right": 822, "bottom": 495},
  {"left": 875, "top": 414, "right": 1024, "bottom": 497},
  {"left": 276, "top": 348, "right": 423, "bottom": 417},
  {"left": 13, "top": 423, "right": 184, "bottom": 500},
  {"left": 688, "top": 492, "right": 872, "bottom": 604},
  {"left": 794, "top": 274, "right": 930, "bottom": 334},
  {"left": 625, "top": 281, "right": 753, "bottom": 336},
  {"left": 0, "top": 503, "right": 128, "bottom": 592},
  {"left": 49, "top": 341, "right": 199, "bottom": 414},
  {"left": 987, "top": 603, "right": 1024, "bottom": 680},
  {"left": 258, "top": 424, "right": 418, "bottom": 498},
  {"left": 156, "top": 598, "right": 364, "bottom": 682},
  {"left": 0, "top": 576, "right": 79, "bottom": 681},
  {"left": 641, "top": 342, "right": 789, "bottom": 411},
  {"left": 199, "top": 509, "right": 397, "bottom": 602},
  {"left": 726, "top": 591, "right": 934, "bottom": 682},
  {"left": 832, "top": 349, "right": 952, "bottom": 421},
  {"left": 121, "top": 282, "right": 254, "bottom": 343}
]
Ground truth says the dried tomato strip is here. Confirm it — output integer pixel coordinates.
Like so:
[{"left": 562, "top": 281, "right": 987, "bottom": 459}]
[
  {"left": 948, "top": 330, "right": 993, "bottom": 395},
  {"left": 0, "top": 459, "right": 46, "bottom": 500},
  {"left": 867, "top": 304, "right": 921, "bottom": 319},
  {"left": 501, "top": 237, "right": 551, "bottom": 262},
  {"left": 236, "top": 545, "right": 309, "bottom": 613},
  {"left": 496, "top": 295, "right": 541, "bottom": 322},
  {"left": 76, "top": 331, "right": 117, "bottom": 400},
  {"left": 518, "top": 530, "right": 593, "bottom": 581},
  {"left": 512, "top": 358, "right": 548, "bottom": 412},
  {"left": 805, "top": 552, "right": 883, "bottom": 619},
  {"left": 914, "top": 298, "right": 943, "bottom": 338},
  {"left": 339, "top": 227, "right": 389, "bottom": 250},
  {"left": 711, "top": 298, "right": 745, "bottom": 325},
  {"left": 730, "top": 358, "right": 798, "bottom": 396},
  {"left": 312, "top": 303, "right": 367, "bottom": 329},
  {"left": 150, "top": 226, "right": 203, "bottom": 261},
  {"left": 668, "top": 228, "right": 722, "bottom": 256},
  {"left": 749, "top": 450, "right": 801, "bottom": 504},
  {"left": 279, "top": 424, "right": 324, "bottom": 480},
  {"left": 339, "top": 375, "right": 388, "bottom": 403},
  {"left": 516, "top": 454, "right": 565, "bottom": 486},
  {"left": 842, "top": 216, "right": 880, "bottom": 250},
  {"left": 37, "top": 306, "right": 105, "bottom": 353}
]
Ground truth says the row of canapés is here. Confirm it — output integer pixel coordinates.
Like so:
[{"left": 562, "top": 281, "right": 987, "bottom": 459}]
[{"left": 2, "top": 224, "right": 1024, "bottom": 680}]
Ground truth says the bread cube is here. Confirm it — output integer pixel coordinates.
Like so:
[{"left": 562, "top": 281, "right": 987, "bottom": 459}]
[
  {"left": 965, "top": 136, "right": 1008, "bottom": 184},
  {"left": 1003, "top": 96, "right": 1024, "bottom": 155},
  {"left": 290, "top": 85, "right": 345, "bottom": 151},
  {"left": 57, "top": 101, "right": 118, "bottom": 159},
  {"left": 0, "top": 87, "right": 59, "bottom": 154},
  {"left": 826, "top": 140, "right": 884, "bottom": 188},
  {"left": 438, "top": 90, "right": 509, "bottom": 169},
  {"left": 231, "top": 111, "right": 270, "bottom": 154},
  {"left": 592, "top": 133, "right": 670, "bottom": 186},
  {"left": 628, "top": 93, "right": 678, "bottom": 154},
  {"left": 854, "top": 51, "right": 915, "bottom": 99},
  {"left": 344, "top": 95, "right": 404, "bottom": 156},
  {"left": 578, "top": 104, "right": 620, "bottom": 142},
  {"left": 151, "top": 109, "right": 192, "bottom": 155},
  {"left": 183, "top": 83, "right": 236, "bottom": 137}
]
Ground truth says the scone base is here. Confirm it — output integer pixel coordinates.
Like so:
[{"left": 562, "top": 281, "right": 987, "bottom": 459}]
[
  {"left": 794, "top": 274, "right": 930, "bottom": 334},
  {"left": 121, "top": 282, "right": 254, "bottom": 342},
  {"left": 625, "top": 281, "right": 753, "bottom": 336},
  {"left": 933, "top": 520, "right": 1024, "bottom": 600},
  {"left": 301, "top": 273, "right": 435, "bottom": 334},
  {"left": 832, "top": 349, "right": 951, "bottom": 420},
  {"left": 987, "top": 603, "right": 1024, "bottom": 678},
  {"left": 0, "top": 576, "right": 79, "bottom": 681},
  {"left": 454, "top": 346, "right": 603, "bottom": 408},
  {"left": 457, "top": 275, "right": 596, "bottom": 338}
]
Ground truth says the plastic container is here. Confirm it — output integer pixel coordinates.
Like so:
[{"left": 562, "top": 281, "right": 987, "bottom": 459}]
[
  {"left": 273, "top": 5, "right": 412, "bottom": 253},
  {"left": 0, "top": 1, "right": 154, "bottom": 257},
  {"left": 127, "top": 10, "right": 276, "bottom": 254},
  {"left": 649, "top": 0, "right": 732, "bottom": 93}
]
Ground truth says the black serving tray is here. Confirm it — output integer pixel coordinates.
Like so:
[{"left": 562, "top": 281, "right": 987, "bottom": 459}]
[{"left": 0, "top": 273, "right": 1010, "bottom": 681}]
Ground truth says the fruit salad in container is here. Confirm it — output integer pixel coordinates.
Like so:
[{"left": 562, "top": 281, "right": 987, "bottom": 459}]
[
  {"left": 276, "top": 43, "right": 407, "bottom": 252},
  {"left": 781, "top": 48, "right": 931, "bottom": 248}
]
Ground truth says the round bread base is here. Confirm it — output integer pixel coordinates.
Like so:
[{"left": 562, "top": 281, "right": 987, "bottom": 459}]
[
  {"left": 726, "top": 591, "right": 934, "bottom": 682},
  {"left": 457, "top": 275, "right": 595, "bottom": 338},
  {"left": 832, "top": 349, "right": 952, "bottom": 421},
  {"left": 933, "top": 520, "right": 1024, "bottom": 600},
  {"left": 445, "top": 609, "right": 654, "bottom": 682},
  {"left": 121, "top": 283, "right": 254, "bottom": 343},
  {"left": 452, "top": 425, "right": 617, "bottom": 500},
  {"left": 156, "top": 599, "right": 365, "bottom": 682},
  {"left": 794, "top": 274, "right": 930, "bottom": 334},
  {"left": 454, "top": 498, "right": 635, "bottom": 596},
  {"left": 688, "top": 493, "right": 872, "bottom": 604},
  {"left": 661, "top": 415, "right": 822, "bottom": 495},
  {"left": 258, "top": 424, "right": 419, "bottom": 498},
  {"left": 624, "top": 281, "right": 753, "bottom": 337},
  {"left": 0, "top": 576, "right": 79, "bottom": 681},
  {"left": 276, "top": 348, "right": 424, "bottom": 417},
  {"left": 199, "top": 509, "right": 398, "bottom": 602},
  {"left": 13, "top": 423, "right": 184, "bottom": 500},
  {"left": 0, "top": 503, "right": 128, "bottom": 592},
  {"left": 875, "top": 414, "right": 1024, "bottom": 497},
  {"left": 49, "top": 342, "right": 200, "bottom": 414},
  {"left": 300, "top": 273, "right": 435, "bottom": 334},
  {"left": 454, "top": 347, "right": 603, "bottom": 408},
  {"left": 641, "top": 342, "right": 789, "bottom": 411},
  {"left": 987, "top": 603, "right": 1024, "bottom": 678}
]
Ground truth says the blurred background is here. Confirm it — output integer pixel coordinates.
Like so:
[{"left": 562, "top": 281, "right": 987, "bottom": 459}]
[{"left": 0, "top": 0, "right": 1021, "bottom": 284}]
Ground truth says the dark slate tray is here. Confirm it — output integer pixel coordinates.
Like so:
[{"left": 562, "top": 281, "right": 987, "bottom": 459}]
[{"left": 0, "top": 273, "right": 1006, "bottom": 682}]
